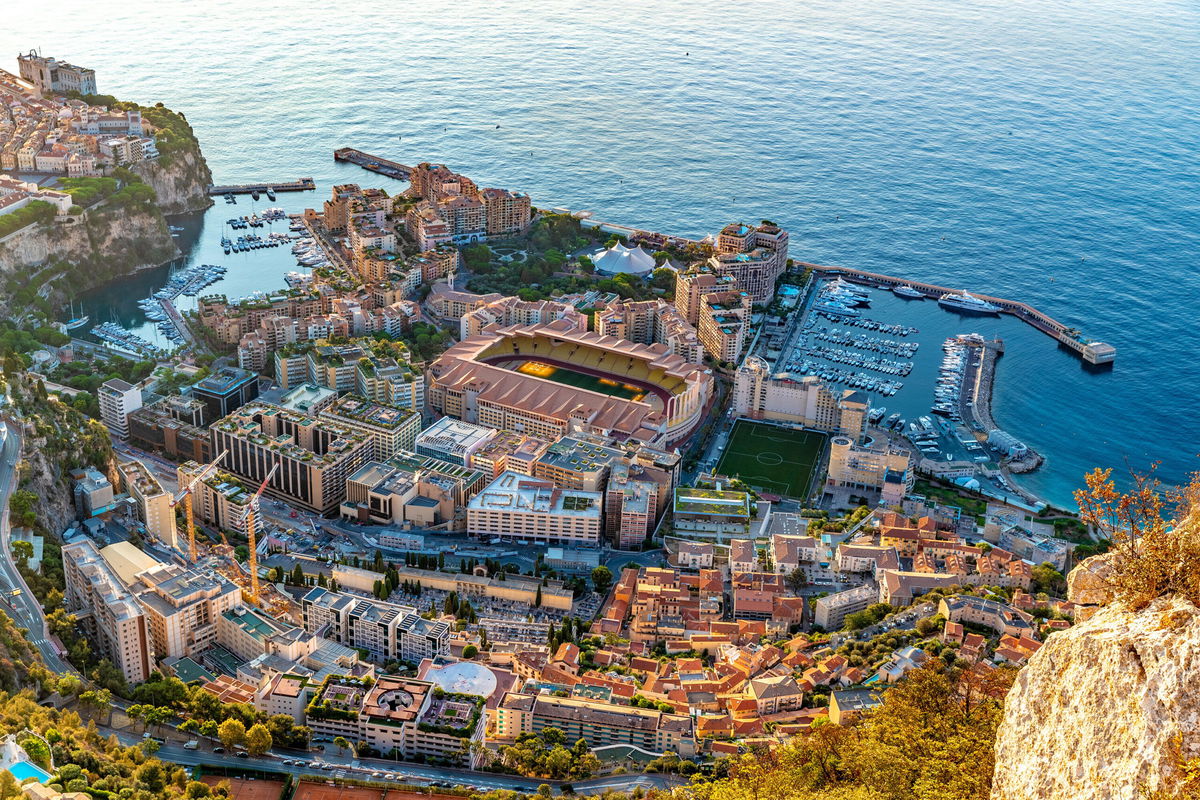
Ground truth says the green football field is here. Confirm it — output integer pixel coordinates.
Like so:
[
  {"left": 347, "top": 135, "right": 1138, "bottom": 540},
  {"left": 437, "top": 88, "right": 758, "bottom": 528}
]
[{"left": 715, "top": 420, "right": 826, "bottom": 498}]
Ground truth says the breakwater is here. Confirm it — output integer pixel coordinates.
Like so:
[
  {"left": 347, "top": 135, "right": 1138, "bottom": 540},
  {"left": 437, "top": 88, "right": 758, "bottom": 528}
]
[{"left": 333, "top": 148, "right": 411, "bottom": 180}]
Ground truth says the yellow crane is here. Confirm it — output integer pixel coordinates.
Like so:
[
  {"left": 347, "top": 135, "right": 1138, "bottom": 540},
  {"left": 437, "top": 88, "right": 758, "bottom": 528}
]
[
  {"left": 170, "top": 450, "right": 227, "bottom": 562},
  {"left": 243, "top": 461, "right": 279, "bottom": 605}
]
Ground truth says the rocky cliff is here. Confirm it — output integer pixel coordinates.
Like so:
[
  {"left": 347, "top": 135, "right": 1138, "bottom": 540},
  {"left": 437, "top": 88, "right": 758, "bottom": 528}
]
[
  {"left": 0, "top": 204, "right": 179, "bottom": 314},
  {"left": 991, "top": 559, "right": 1200, "bottom": 800}
]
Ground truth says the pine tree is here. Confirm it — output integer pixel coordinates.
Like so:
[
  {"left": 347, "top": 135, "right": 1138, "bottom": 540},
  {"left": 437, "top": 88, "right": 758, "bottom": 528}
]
[{"left": 535, "top": 585, "right": 543, "bottom": 607}]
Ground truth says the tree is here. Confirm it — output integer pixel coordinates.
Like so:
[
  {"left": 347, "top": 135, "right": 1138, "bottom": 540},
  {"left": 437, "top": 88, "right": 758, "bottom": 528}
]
[
  {"left": 10, "top": 540, "right": 33, "bottom": 566},
  {"left": 245, "top": 723, "right": 272, "bottom": 756},
  {"left": 332, "top": 736, "right": 350, "bottom": 757},
  {"left": 462, "top": 644, "right": 478, "bottom": 659},
  {"left": 590, "top": 565, "right": 613, "bottom": 595},
  {"left": 535, "top": 585, "right": 542, "bottom": 607},
  {"left": 217, "top": 718, "right": 246, "bottom": 750},
  {"left": 291, "top": 564, "right": 305, "bottom": 585},
  {"left": 1031, "top": 562, "right": 1066, "bottom": 596},
  {"left": 785, "top": 566, "right": 807, "bottom": 594}
]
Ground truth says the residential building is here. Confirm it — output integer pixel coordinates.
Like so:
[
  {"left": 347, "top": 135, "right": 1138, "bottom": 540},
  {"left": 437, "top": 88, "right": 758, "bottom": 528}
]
[
  {"left": 71, "top": 467, "right": 114, "bottom": 518},
  {"left": 468, "top": 430, "right": 551, "bottom": 480},
  {"left": 117, "top": 459, "right": 176, "bottom": 550},
  {"left": 356, "top": 353, "right": 424, "bottom": 413},
  {"left": 319, "top": 395, "right": 420, "bottom": 461},
  {"left": 747, "top": 674, "right": 804, "bottom": 715},
  {"left": 829, "top": 689, "right": 882, "bottom": 725},
  {"left": 178, "top": 461, "right": 253, "bottom": 538},
  {"left": 130, "top": 559, "right": 242, "bottom": 661},
  {"left": 733, "top": 358, "right": 868, "bottom": 440},
  {"left": 697, "top": 289, "right": 752, "bottom": 364},
  {"left": 463, "top": 295, "right": 588, "bottom": 340},
  {"left": 61, "top": 539, "right": 151, "bottom": 684},
  {"left": 596, "top": 299, "right": 702, "bottom": 363},
  {"left": 466, "top": 471, "right": 602, "bottom": 546},
  {"left": 497, "top": 692, "right": 694, "bottom": 756},
  {"left": 340, "top": 461, "right": 455, "bottom": 528},
  {"left": 605, "top": 462, "right": 660, "bottom": 550},
  {"left": 301, "top": 587, "right": 450, "bottom": 664},
  {"left": 708, "top": 221, "right": 789, "bottom": 303},
  {"left": 210, "top": 401, "right": 374, "bottom": 514},
  {"left": 674, "top": 263, "right": 739, "bottom": 326},
  {"left": 813, "top": 584, "right": 876, "bottom": 630},
  {"left": 98, "top": 378, "right": 142, "bottom": 440},
  {"left": 938, "top": 595, "right": 1036, "bottom": 638},
  {"left": 127, "top": 398, "right": 214, "bottom": 463}
]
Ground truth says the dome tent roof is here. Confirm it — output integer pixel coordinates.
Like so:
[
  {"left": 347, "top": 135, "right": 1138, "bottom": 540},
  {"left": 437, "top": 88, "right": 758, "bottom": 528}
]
[{"left": 592, "top": 242, "right": 656, "bottom": 276}]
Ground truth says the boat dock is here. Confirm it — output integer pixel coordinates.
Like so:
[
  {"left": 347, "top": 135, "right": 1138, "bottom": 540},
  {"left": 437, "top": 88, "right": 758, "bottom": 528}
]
[
  {"left": 799, "top": 262, "right": 1117, "bottom": 366},
  {"left": 333, "top": 148, "right": 411, "bottom": 180},
  {"left": 207, "top": 178, "right": 316, "bottom": 196}
]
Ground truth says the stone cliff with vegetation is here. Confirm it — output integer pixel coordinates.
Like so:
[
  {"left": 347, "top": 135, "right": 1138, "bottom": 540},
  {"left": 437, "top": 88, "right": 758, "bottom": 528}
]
[
  {"left": 0, "top": 99, "right": 212, "bottom": 312},
  {"left": 990, "top": 468, "right": 1200, "bottom": 800}
]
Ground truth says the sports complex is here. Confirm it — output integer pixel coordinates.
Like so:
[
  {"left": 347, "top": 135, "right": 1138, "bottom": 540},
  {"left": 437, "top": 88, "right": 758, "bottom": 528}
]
[
  {"left": 715, "top": 420, "right": 827, "bottom": 498},
  {"left": 427, "top": 321, "right": 713, "bottom": 445}
]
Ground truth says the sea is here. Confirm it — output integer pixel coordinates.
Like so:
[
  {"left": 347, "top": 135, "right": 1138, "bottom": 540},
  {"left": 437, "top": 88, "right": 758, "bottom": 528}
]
[{"left": 6, "top": 0, "right": 1199, "bottom": 511}]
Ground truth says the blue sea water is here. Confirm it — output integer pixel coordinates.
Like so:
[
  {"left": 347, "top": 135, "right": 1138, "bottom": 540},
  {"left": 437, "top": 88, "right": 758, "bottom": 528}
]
[{"left": 5, "top": 0, "right": 1199, "bottom": 510}]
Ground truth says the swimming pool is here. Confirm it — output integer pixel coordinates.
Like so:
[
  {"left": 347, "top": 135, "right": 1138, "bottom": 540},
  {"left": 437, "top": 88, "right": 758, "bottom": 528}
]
[{"left": 6, "top": 761, "right": 51, "bottom": 783}]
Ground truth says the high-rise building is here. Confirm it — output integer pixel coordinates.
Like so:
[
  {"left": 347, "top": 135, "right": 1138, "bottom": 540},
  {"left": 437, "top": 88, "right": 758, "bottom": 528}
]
[
  {"left": 826, "top": 436, "right": 913, "bottom": 502},
  {"left": 301, "top": 587, "right": 450, "bottom": 664},
  {"left": 61, "top": 539, "right": 151, "bottom": 684},
  {"left": 710, "top": 221, "right": 789, "bottom": 303},
  {"left": 117, "top": 460, "right": 177, "bottom": 550},
  {"left": 697, "top": 289, "right": 752, "bottom": 364},
  {"left": 178, "top": 461, "right": 253, "bottom": 538},
  {"left": 604, "top": 462, "right": 659, "bottom": 550},
  {"left": 596, "top": 299, "right": 702, "bottom": 364},
  {"left": 130, "top": 559, "right": 241, "bottom": 661},
  {"left": 674, "top": 264, "right": 738, "bottom": 327},
  {"left": 99, "top": 378, "right": 142, "bottom": 440},
  {"left": 210, "top": 401, "right": 374, "bottom": 514}
]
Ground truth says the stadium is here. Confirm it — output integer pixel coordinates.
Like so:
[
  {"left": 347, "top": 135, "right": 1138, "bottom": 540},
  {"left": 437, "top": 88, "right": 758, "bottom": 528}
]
[{"left": 427, "top": 320, "right": 713, "bottom": 446}]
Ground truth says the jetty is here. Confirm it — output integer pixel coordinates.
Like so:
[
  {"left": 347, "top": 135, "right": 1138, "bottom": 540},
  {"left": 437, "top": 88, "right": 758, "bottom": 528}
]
[
  {"left": 207, "top": 178, "right": 316, "bottom": 196},
  {"left": 800, "top": 263, "right": 1116, "bottom": 366},
  {"left": 333, "top": 148, "right": 411, "bottom": 180}
]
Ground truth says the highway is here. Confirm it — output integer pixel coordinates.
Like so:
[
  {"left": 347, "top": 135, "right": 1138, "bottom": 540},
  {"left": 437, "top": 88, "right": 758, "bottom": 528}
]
[{"left": 0, "top": 423, "right": 77, "bottom": 675}]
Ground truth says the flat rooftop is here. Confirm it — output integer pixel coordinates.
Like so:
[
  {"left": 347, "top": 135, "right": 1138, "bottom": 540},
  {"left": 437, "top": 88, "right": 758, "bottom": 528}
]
[{"left": 469, "top": 470, "right": 601, "bottom": 517}]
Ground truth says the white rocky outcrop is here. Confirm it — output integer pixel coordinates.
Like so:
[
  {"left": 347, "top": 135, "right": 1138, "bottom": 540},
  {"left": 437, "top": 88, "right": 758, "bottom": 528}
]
[{"left": 991, "top": 591, "right": 1200, "bottom": 799}]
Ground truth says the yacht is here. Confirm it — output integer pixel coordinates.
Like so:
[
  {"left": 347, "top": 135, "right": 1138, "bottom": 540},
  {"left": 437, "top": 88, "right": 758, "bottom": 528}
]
[
  {"left": 938, "top": 291, "right": 1000, "bottom": 315},
  {"left": 893, "top": 284, "right": 924, "bottom": 299}
]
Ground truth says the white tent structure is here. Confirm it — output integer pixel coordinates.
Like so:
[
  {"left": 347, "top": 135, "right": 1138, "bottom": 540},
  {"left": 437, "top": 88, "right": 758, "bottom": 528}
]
[{"left": 592, "top": 242, "right": 657, "bottom": 277}]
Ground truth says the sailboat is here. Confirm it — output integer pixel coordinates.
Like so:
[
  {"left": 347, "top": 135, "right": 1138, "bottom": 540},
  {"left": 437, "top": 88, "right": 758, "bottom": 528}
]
[{"left": 63, "top": 299, "right": 89, "bottom": 331}]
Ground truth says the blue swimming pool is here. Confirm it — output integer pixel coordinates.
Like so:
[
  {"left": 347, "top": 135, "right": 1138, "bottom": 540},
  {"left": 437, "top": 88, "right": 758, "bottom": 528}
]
[{"left": 6, "top": 761, "right": 51, "bottom": 783}]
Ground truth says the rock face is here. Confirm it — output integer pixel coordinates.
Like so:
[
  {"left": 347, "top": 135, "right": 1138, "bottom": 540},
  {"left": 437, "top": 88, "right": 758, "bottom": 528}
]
[
  {"left": 992, "top": 592, "right": 1200, "bottom": 800},
  {"left": 133, "top": 145, "right": 213, "bottom": 215}
]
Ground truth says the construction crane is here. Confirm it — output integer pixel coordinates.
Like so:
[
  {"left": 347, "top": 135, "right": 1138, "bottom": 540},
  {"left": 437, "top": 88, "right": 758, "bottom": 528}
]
[
  {"left": 244, "top": 461, "right": 279, "bottom": 605},
  {"left": 170, "top": 450, "right": 227, "bottom": 562}
]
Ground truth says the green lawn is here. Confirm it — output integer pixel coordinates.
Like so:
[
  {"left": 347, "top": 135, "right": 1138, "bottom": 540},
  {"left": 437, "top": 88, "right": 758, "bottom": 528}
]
[{"left": 716, "top": 421, "right": 827, "bottom": 498}]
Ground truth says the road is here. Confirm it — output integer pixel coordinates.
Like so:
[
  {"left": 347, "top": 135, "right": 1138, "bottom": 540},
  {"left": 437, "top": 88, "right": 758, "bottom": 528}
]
[
  {"left": 0, "top": 423, "right": 77, "bottom": 675},
  {"left": 121, "top": 733, "right": 681, "bottom": 794}
]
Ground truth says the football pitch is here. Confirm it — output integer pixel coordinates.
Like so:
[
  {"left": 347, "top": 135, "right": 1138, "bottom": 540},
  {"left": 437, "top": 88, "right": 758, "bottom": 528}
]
[{"left": 715, "top": 421, "right": 826, "bottom": 498}]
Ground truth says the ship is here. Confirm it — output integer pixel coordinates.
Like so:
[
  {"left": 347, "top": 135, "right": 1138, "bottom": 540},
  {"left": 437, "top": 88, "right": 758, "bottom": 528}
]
[
  {"left": 893, "top": 284, "right": 924, "bottom": 299},
  {"left": 938, "top": 291, "right": 1000, "bottom": 315},
  {"left": 64, "top": 315, "right": 89, "bottom": 331}
]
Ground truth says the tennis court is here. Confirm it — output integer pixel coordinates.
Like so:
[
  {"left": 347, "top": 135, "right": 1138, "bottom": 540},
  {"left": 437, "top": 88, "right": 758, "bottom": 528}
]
[
  {"left": 200, "top": 776, "right": 286, "bottom": 800},
  {"left": 715, "top": 421, "right": 826, "bottom": 498}
]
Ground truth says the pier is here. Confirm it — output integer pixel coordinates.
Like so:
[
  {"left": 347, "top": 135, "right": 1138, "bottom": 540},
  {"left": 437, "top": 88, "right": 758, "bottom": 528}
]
[
  {"left": 333, "top": 148, "right": 411, "bottom": 180},
  {"left": 799, "top": 262, "right": 1116, "bottom": 365},
  {"left": 207, "top": 178, "right": 316, "bottom": 196}
]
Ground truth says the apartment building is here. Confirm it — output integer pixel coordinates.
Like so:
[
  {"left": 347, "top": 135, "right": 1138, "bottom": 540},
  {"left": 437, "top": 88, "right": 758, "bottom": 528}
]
[
  {"left": 210, "top": 401, "right": 374, "bottom": 514},
  {"left": 305, "top": 674, "right": 485, "bottom": 766},
  {"left": 71, "top": 467, "right": 114, "bottom": 518},
  {"left": 497, "top": 693, "right": 694, "bottom": 756},
  {"left": 461, "top": 295, "right": 588, "bottom": 340},
  {"left": 340, "top": 461, "right": 455, "bottom": 528},
  {"left": 674, "top": 263, "right": 739, "bottom": 327},
  {"left": 813, "top": 583, "right": 877, "bottom": 630},
  {"left": 127, "top": 559, "right": 241, "bottom": 661},
  {"left": 99, "top": 378, "right": 142, "bottom": 440},
  {"left": 467, "top": 430, "right": 551, "bottom": 480},
  {"left": 605, "top": 462, "right": 660, "bottom": 550},
  {"left": 301, "top": 587, "right": 450, "bottom": 664},
  {"left": 596, "top": 299, "right": 702, "bottom": 363},
  {"left": 732, "top": 357, "right": 868, "bottom": 440},
  {"left": 128, "top": 398, "right": 213, "bottom": 463},
  {"left": 709, "top": 221, "right": 789, "bottom": 303},
  {"left": 466, "top": 471, "right": 602, "bottom": 546},
  {"left": 117, "top": 459, "right": 176, "bottom": 550},
  {"left": 61, "top": 539, "right": 151, "bottom": 684},
  {"left": 697, "top": 289, "right": 752, "bottom": 364},
  {"left": 318, "top": 395, "right": 420, "bottom": 461},
  {"left": 356, "top": 356, "right": 424, "bottom": 413},
  {"left": 672, "top": 486, "right": 752, "bottom": 542}
]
